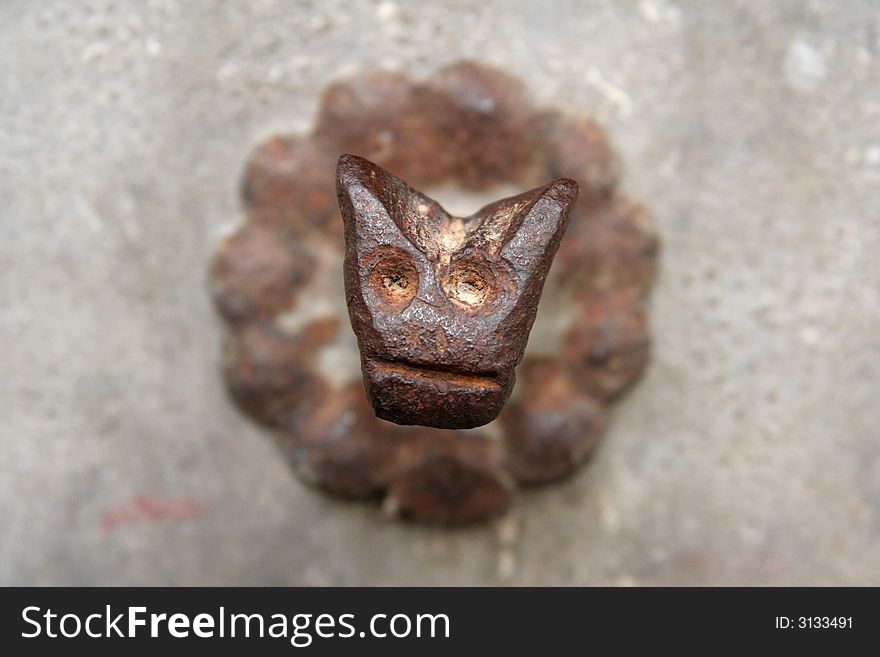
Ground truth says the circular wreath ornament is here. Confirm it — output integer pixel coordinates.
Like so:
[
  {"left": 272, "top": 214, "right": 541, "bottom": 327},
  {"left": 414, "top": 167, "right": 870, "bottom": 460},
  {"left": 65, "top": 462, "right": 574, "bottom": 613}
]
[{"left": 209, "top": 61, "right": 658, "bottom": 524}]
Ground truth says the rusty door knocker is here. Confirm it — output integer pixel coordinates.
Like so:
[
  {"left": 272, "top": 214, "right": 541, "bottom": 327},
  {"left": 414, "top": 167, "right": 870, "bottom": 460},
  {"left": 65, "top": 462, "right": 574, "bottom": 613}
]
[{"left": 209, "top": 61, "right": 658, "bottom": 523}]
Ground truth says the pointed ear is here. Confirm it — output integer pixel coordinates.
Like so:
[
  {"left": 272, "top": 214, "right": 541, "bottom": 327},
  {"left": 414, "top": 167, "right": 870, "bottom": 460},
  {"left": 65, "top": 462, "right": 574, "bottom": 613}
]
[
  {"left": 467, "top": 179, "right": 578, "bottom": 269},
  {"left": 336, "top": 154, "right": 448, "bottom": 258}
]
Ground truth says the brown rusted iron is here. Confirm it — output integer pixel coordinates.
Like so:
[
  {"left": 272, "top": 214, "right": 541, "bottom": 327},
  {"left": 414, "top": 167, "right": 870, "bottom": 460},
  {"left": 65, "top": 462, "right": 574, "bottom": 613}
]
[
  {"left": 208, "top": 61, "right": 658, "bottom": 524},
  {"left": 337, "top": 154, "right": 578, "bottom": 429}
]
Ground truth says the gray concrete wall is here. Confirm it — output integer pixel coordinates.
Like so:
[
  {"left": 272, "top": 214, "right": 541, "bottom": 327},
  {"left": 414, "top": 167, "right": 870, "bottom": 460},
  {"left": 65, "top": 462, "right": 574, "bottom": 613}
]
[{"left": 2, "top": 0, "right": 878, "bottom": 585}]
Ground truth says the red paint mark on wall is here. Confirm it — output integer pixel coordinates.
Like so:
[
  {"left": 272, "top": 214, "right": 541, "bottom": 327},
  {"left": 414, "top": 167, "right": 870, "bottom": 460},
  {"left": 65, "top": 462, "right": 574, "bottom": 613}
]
[{"left": 101, "top": 495, "right": 207, "bottom": 533}]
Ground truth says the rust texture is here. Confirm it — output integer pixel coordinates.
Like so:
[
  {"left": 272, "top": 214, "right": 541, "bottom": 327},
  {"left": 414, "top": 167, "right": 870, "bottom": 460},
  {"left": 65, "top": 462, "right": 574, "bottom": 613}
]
[
  {"left": 209, "top": 61, "right": 658, "bottom": 523},
  {"left": 338, "top": 154, "right": 578, "bottom": 429}
]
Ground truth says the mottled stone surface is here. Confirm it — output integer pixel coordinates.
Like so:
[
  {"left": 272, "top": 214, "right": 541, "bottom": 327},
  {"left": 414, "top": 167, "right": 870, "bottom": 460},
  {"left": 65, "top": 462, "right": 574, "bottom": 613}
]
[{"left": 2, "top": 0, "right": 879, "bottom": 584}]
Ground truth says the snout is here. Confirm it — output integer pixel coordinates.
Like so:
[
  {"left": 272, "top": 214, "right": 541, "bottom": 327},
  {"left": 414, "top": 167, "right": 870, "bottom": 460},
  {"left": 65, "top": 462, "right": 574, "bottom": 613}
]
[{"left": 362, "top": 358, "right": 513, "bottom": 429}]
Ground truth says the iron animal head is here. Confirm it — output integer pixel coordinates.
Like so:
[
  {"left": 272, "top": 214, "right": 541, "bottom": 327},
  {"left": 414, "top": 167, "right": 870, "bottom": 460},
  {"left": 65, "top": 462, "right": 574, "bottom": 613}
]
[{"left": 337, "top": 154, "right": 577, "bottom": 429}]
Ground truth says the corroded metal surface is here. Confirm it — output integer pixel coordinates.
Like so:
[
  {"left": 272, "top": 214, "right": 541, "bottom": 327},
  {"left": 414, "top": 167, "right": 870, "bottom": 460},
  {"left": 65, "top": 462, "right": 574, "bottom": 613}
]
[
  {"left": 338, "top": 154, "right": 578, "bottom": 429},
  {"left": 209, "top": 61, "right": 658, "bottom": 523}
]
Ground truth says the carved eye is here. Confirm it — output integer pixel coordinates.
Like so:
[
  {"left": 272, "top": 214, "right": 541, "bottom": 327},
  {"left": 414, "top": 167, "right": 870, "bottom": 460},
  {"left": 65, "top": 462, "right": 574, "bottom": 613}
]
[
  {"left": 367, "top": 247, "right": 418, "bottom": 309},
  {"left": 445, "top": 257, "right": 497, "bottom": 309}
]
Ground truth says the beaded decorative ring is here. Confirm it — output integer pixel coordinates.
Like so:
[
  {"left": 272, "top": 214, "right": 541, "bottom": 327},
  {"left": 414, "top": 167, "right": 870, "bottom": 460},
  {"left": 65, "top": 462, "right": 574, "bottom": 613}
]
[{"left": 209, "top": 61, "right": 658, "bottom": 523}]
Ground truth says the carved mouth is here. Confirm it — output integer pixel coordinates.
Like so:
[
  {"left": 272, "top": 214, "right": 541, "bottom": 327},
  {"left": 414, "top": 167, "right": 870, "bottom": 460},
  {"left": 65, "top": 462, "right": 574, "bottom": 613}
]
[{"left": 364, "top": 358, "right": 502, "bottom": 390}]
